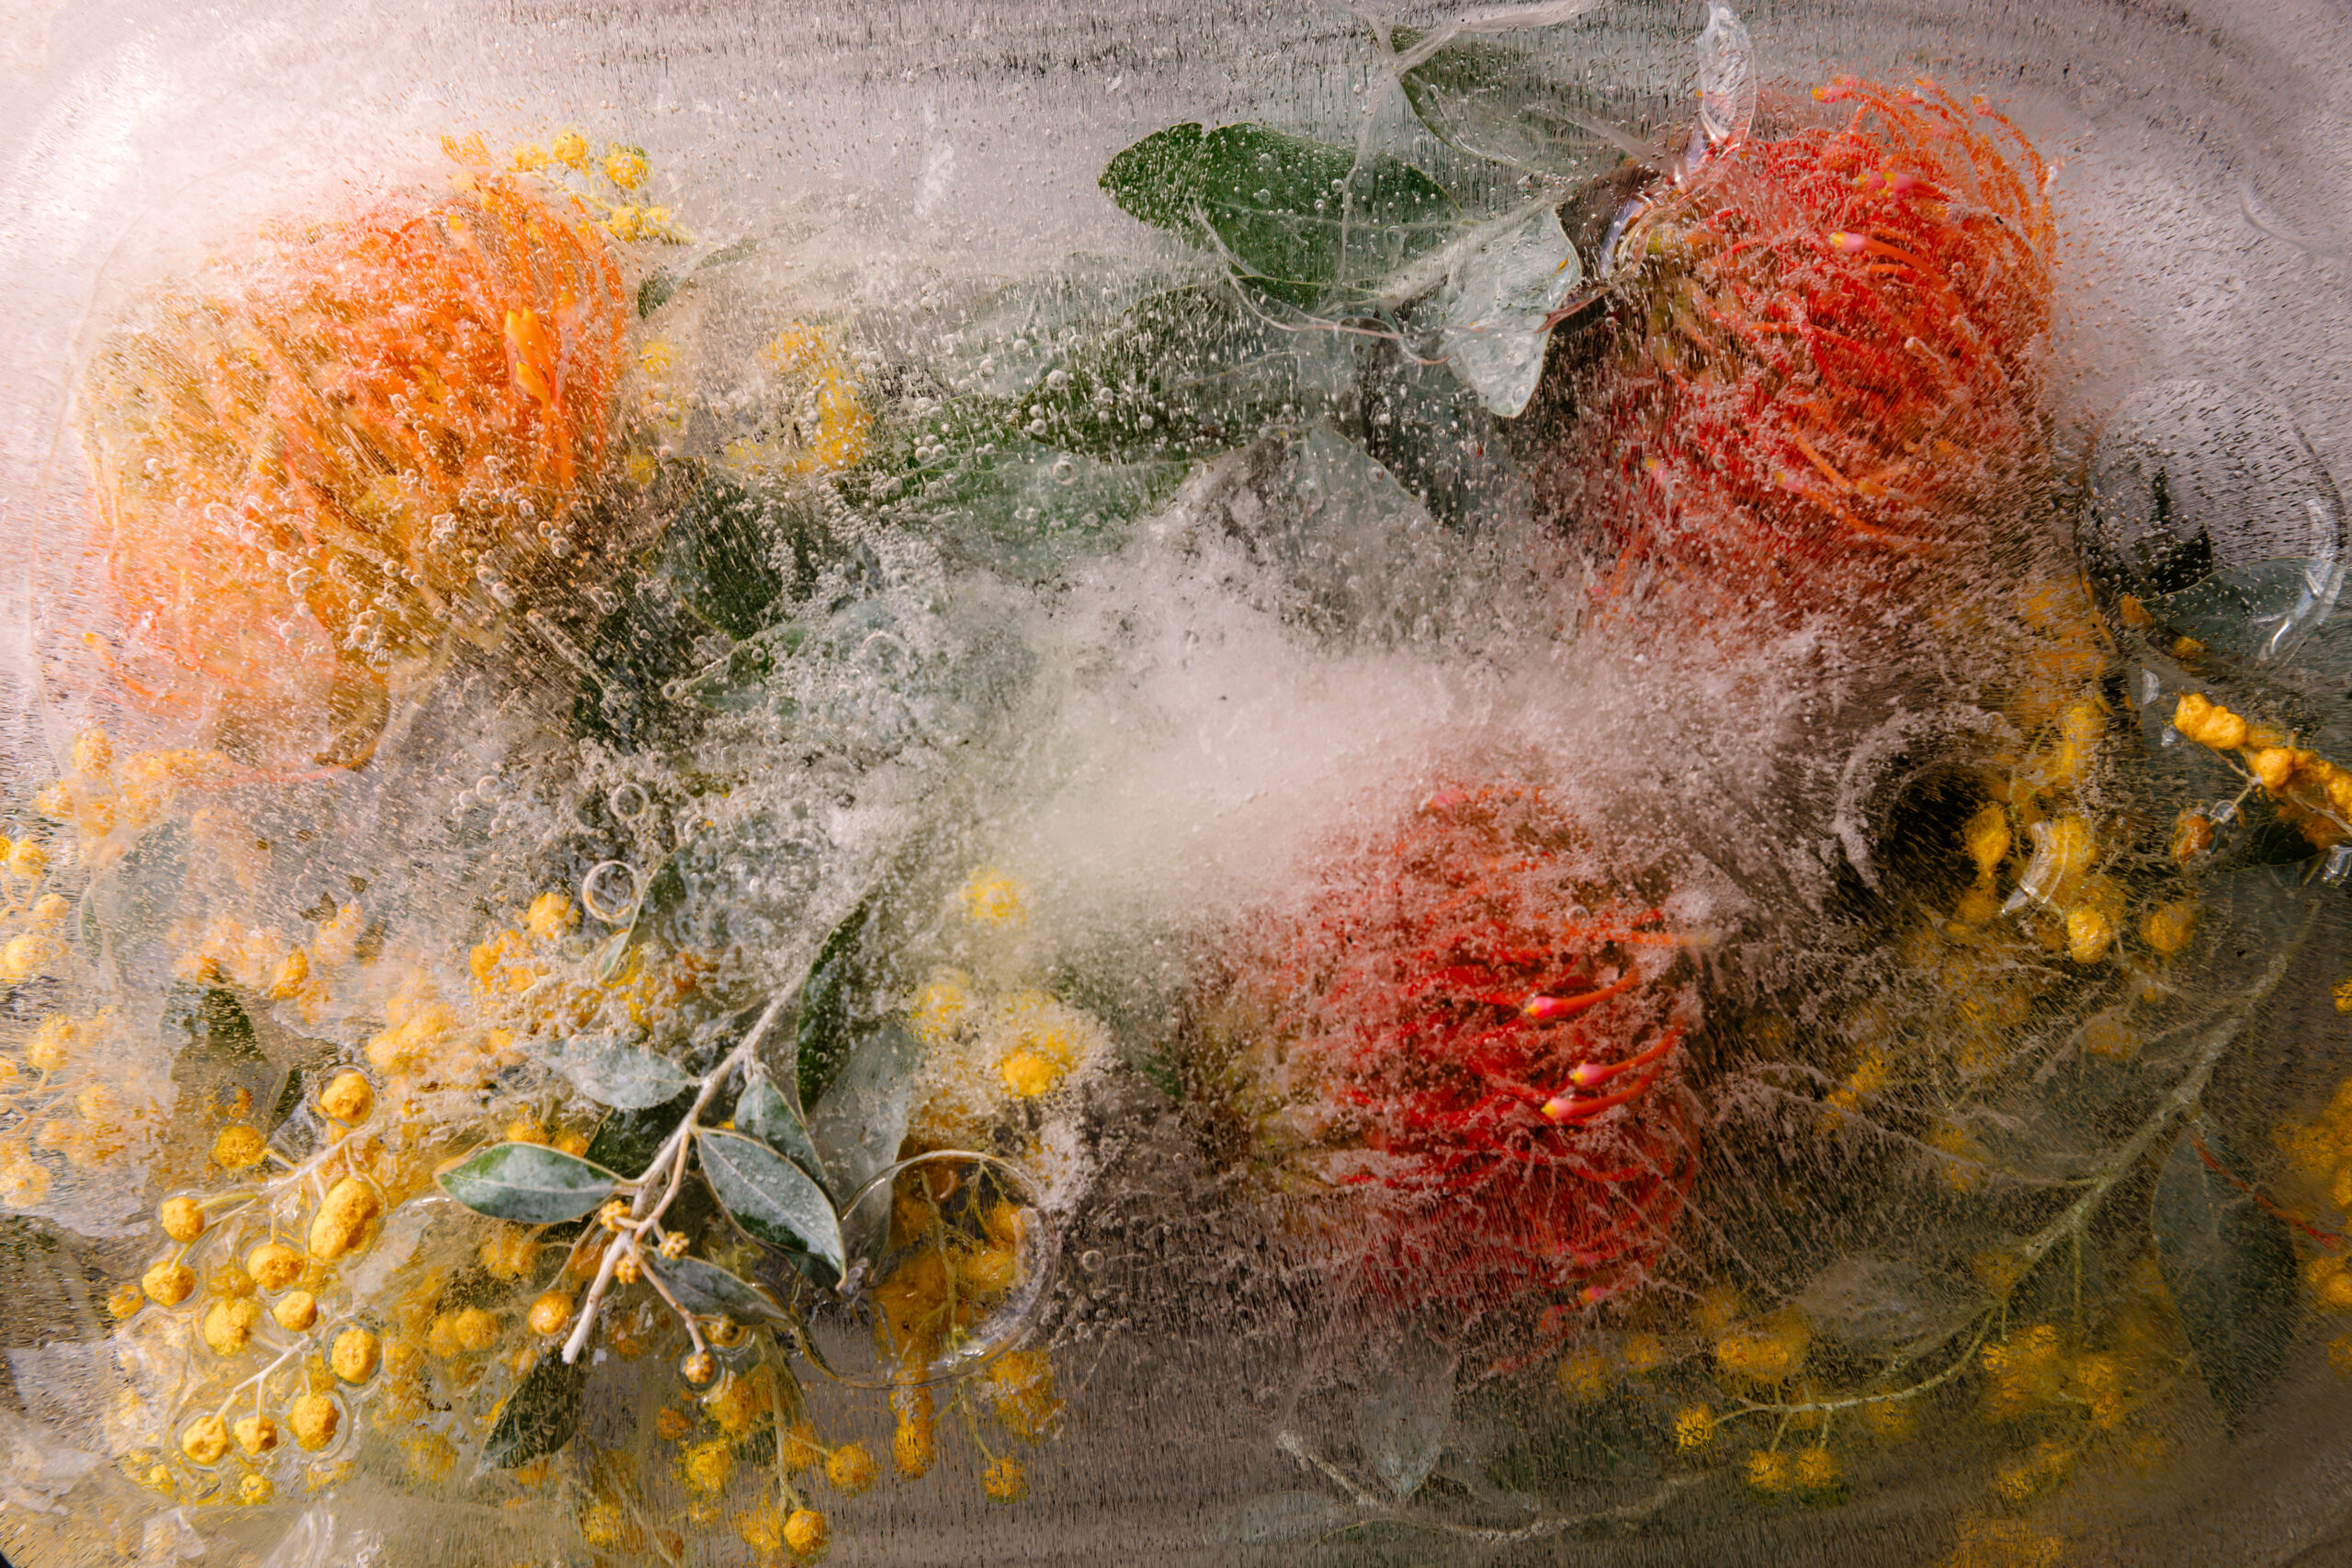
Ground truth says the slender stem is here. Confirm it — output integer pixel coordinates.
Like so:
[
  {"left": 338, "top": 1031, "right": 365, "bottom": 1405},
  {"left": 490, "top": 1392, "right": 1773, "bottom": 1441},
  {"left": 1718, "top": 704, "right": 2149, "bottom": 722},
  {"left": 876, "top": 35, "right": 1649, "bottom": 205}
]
[{"left": 560, "top": 986, "right": 797, "bottom": 1365}]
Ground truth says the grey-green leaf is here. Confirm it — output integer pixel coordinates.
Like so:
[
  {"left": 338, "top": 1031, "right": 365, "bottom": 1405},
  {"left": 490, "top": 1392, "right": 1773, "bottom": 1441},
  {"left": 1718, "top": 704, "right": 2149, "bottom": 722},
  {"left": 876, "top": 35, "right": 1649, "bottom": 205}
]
[
  {"left": 484, "top": 1352, "right": 585, "bottom": 1467},
  {"left": 437, "top": 1143, "right": 621, "bottom": 1224},
  {"left": 2151, "top": 1130, "right": 2297, "bottom": 1422},
  {"left": 736, "top": 1070, "right": 827, "bottom": 1184},
  {"left": 696, "top": 1127, "right": 846, "bottom": 1282},
  {"left": 1438, "top": 202, "right": 1582, "bottom": 416},
  {"left": 1355, "top": 1330, "right": 1456, "bottom": 1500},
  {"left": 643, "top": 1251, "right": 791, "bottom": 1325},
  {"left": 528, "top": 1032, "right": 696, "bottom": 1111},
  {"left": 796, "top": 898, "right": 875, "bottom": 1111}
]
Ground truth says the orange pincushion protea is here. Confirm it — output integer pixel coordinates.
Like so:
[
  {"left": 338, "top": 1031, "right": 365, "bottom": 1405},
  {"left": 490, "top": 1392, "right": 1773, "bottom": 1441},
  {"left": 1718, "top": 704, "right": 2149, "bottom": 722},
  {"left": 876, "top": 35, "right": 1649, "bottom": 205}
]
[
  {"left": 1541, "top": 77, "right": 2057, "bottom": 609},
  {"left": 76, "top": 173, "right": 630, "bottom": 763},
  {"left": 1221, "top": 784, "right": 1699, "bottom": 1314}
]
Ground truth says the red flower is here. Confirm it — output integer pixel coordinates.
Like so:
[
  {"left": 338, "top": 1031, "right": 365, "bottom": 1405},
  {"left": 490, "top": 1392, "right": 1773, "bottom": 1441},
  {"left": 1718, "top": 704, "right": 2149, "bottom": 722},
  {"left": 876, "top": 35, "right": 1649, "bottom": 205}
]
[
  {"left": 1223, "top": 784, "right": 1699, "bottom": 1314},
  {"left": 1540, "top": 78, "right": 2057, "bottom": 611}
]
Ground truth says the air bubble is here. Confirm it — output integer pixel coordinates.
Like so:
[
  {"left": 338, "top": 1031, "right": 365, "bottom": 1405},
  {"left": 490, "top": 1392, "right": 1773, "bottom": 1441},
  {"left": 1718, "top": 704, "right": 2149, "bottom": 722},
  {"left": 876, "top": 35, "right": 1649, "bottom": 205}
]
[
  {"left": 608, "top": 783, "right": 650, "bottom": 822},
  {"left": 1051, "top": 456, "right": 1078, "bottom": 486},
  {"left": 581, "top": 860, "right": 642, "bottom": 925}
]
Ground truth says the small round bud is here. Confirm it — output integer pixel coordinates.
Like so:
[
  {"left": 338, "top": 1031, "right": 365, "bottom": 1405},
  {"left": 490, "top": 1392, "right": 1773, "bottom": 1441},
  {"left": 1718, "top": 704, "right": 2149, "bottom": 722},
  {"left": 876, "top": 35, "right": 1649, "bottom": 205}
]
[
  {"left": 784, "top": 1506, "right": 828, "bottom": 1558},
  {"left": 330, "top": 1327, "right": 381, "bottom": 1383},
  {"left": 107, "top": 1283, "right": 144, "bottom": 1320},
  {"left": 658, "top": 1231, "right": 690, "bottom": 1259},
  {"left": 179, "top": 1416, "right": 231, "bottom": 1466},
  {"left": 527, "top": 1290, "right": 572, "bottom": 1337},
  {"left": 0, "top": 1158, "right": 51, "bottom": 1208},
  {"left": 597, "top": 1199, "right": 629, "bottom": 1231},
  {"left": 158, "top": 1196, "right": 206, "bottom": 1243},
  {"left": 232, "top": 1414, "right": 278, "bottom": 1456},
  {"left": 681, "top": 1349, "right": 717, "bottom": 1386},
  {"left": 273, "top": 1291, "right": 320, "bottom": 1332},
  {"left": 70, "top": 729, "right": 111, "bottom": 776},
  {"left": 554, "top": 1130, "right": 591, "bottom": 1156},
  {"left": 202, "top": 1296, "right": 261, "bottom": 1356},
  {"left": 825, "top": 1440, "right": 876, "bottom": 1495},
  {"left": 142, "top": 1261, "right": 196, "bottom": 1306},
  {"left": 614, "top": 1253, "right": 641, "bottom": 1285},
  {"left": 288, "top": 1393, "right": 340, "bottom": 1450},
  {"left": 236, "top": 1472, "right": 274, "bottom": 1506},
  {"left": 452, "top": 1305, "right": 501, "bottom": 1352},
  {"left": 892, "top": 1417, "right": 934, "bottom": 1478},
  {"left": 24, "top": 1017, "right": 74, "bottom": 1074},
  {"left": 6, "top": 839, "right": 48, "bottom": 879},
  {"left": 316, "top": 1071, "right": 374, "bottom": 1124},
  {"left": 980, "top": 1453, "right": 1027, "bottom": 1503},
  {"left": 29, "top": 894, "right": 67, "bottom": 923},
  {"left": 208, "top": 1262, "right": 255, "bottom": 1298},
  {"left": 211, "top": 1124, "right": 267, "bottom": 1169},
  {"left": 246, "top": 1241, "right": 303, "bottom": 1292}
]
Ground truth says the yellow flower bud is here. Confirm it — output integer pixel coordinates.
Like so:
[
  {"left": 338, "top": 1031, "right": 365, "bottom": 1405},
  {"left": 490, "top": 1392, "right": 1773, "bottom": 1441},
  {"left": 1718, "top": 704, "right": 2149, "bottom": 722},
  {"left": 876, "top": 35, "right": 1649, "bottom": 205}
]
[
  {"left": 784, "top": 1506, "right": 829, "bottom": 1556},
  {"left": 1673, "top": 1404, "right": 1716, "bottom": 1450},
  {"left": 2067, "top": 907, "right": 2115, "bottom": 964},
  {"left": 453, "top": 1306, "right": 501, "bottom": 1352},
  {"left": 232, "top": 1414, "right": 278, "bottom": 1456},
  {"left": 528, "top": 1290, "right": 572, "bottom": 1337},
  {"left": 107, "top": 1282, "right": 144, "bottom": 1319},
  {"left": 308, "top": 1177, "right": 380, "bottom": 1260},
  {"left": 1794, "top": 1448, "right": 1838, "bottom": 1488},
  {"left": 550, "top": 130, "right": 590, "bottom": 169},
  {"left": 525, "top": 891, "right": 578, "bottom": 941},
  {"left": 247, "top": 1241, "right": 304, "bottom": 1293},
  {"left": 180, "top": 1415, "right": 231, "bottom": 1466},
  {"left": 331, "top": 1327, "right": 380, "bottom": 1383},
  {"left": 70, "top": 729, "right": 111, "bottom": 776},
  {"left": 158, "top": 1196, "right": 206, "bottom": 1243},
  {"left": 202, "top": 1296, "right": 261, "bottom": 1355},
  {"left": 288, "top": 1393, "right": 340, "bottom": 1450},
  {"left": 316, "top": 1071, "right": 374, "bottom": 1124},
  {"left": 970, "top": 1450, "right": 1025, "bottom": 1503},
  {"left": 0, "top": 1157, "right": 51, "bottom": 1208},
  {"left": 1000, "top": 1050, "right": 1060, "bottom": 1099},
  {"left": 1744, "top": 1449, "right": 1791, "bottom": 1493},
  {"left": 274, "top": 1291, "right": 320, "bottom": 1332},
  {"left": 2143, "top": 900, "right": 2197, "bottom": 956},
  {"left": 680, "top": 1437, "right": 734, "bottom": 1495},
  {"left": 825, "top": 1439, "right": 876, "bottom": 1495},
  {"left": 211, "top": 1125, "right": 267, "bottom": 1169},
  {"left": 6, "top": 839, "right": 48, "bottom": 879},
  {"left": 892, "top": 1415, "right": 934, "bottom": 1478},
  {"left": 23, "top": 1017, "right": 73, "bottom": 1074},
  {"left": 236, "top": 1472, "right": 273, "bottom": 1506},
  {"left": 30, "top": 894, "right": 67, "bottom": 923},
  {"left": 142, "top": 1261, "right": 196, "bottom": 1305}
]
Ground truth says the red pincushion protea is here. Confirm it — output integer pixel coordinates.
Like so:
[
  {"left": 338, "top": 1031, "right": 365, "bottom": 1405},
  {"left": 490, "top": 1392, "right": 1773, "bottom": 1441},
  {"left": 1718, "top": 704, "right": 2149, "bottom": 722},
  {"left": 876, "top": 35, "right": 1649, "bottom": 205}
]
[
  {"left": 1221, "top": 784, "right": 1699, "bottom": 1314},
  {"left": 1539, "top": 77, "right": 2057, "bottom": 608}
]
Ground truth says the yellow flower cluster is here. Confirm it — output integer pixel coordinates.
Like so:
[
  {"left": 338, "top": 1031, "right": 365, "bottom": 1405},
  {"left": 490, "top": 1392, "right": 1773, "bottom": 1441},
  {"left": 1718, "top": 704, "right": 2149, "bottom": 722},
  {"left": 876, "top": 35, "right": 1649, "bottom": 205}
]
[
  {"left": 2174, "top": 691, "right": 2352, "bottom": 852},
  {"left": 29, "top": 729, "right": 227, "bottom": 869}
]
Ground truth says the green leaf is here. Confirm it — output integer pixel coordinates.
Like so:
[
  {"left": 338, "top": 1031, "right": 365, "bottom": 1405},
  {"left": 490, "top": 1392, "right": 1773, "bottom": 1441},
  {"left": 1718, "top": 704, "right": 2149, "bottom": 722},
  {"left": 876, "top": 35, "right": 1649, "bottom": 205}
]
[
  {"left": 637, "top": 270, "right": 676, "bottom": 317},
  {"left": 735, "top": 1069, "right": 827, "bottom": 1185},
  {"left": 696, "top": 1127, "right": 847, "bottom": 1282},
  {"left": 484, "top": 1352, "right": 586, "bottom": 1467},
  {"left": 1101, "top": 121, "right": 1456, "bottom": 304},
  {"left": 643, "top": 1251, "right": 791, "bottom": 1325},
  {"left": 1394, "top": 28, "right": 1640, "bottom": 182},
  {"left": 584, "top": 1090, "right": 695, "bottom": 1181},
  {"left": 2151, "top": 1129, "right": 2298, "bottom": 1422},
  {"left": 796, "top": 898, "right": 875, "bottom": 1110},
  {"left": 1101, "top": 121, "right": 1206, "bottom": 230},
  {"left": 438, "top": 1143, "right": 622, "bottom": 1224},
  {"left": 527, "top": 1032, "right": 696, "bottom": 1111}
]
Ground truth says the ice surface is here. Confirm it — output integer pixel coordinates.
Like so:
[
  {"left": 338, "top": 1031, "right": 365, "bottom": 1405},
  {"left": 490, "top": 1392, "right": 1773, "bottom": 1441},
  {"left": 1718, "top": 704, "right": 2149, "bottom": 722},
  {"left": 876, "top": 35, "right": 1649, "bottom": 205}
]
[{"left": 1, "top": 1, "right": 2351, "bottom": 1565}]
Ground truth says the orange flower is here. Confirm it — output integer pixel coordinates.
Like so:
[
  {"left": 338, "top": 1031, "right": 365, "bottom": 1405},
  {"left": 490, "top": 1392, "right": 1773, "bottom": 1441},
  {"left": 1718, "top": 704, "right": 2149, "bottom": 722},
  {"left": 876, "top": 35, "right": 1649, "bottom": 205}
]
[{"left": 77, "top": 172, "right": 631, "bottom": 764}]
